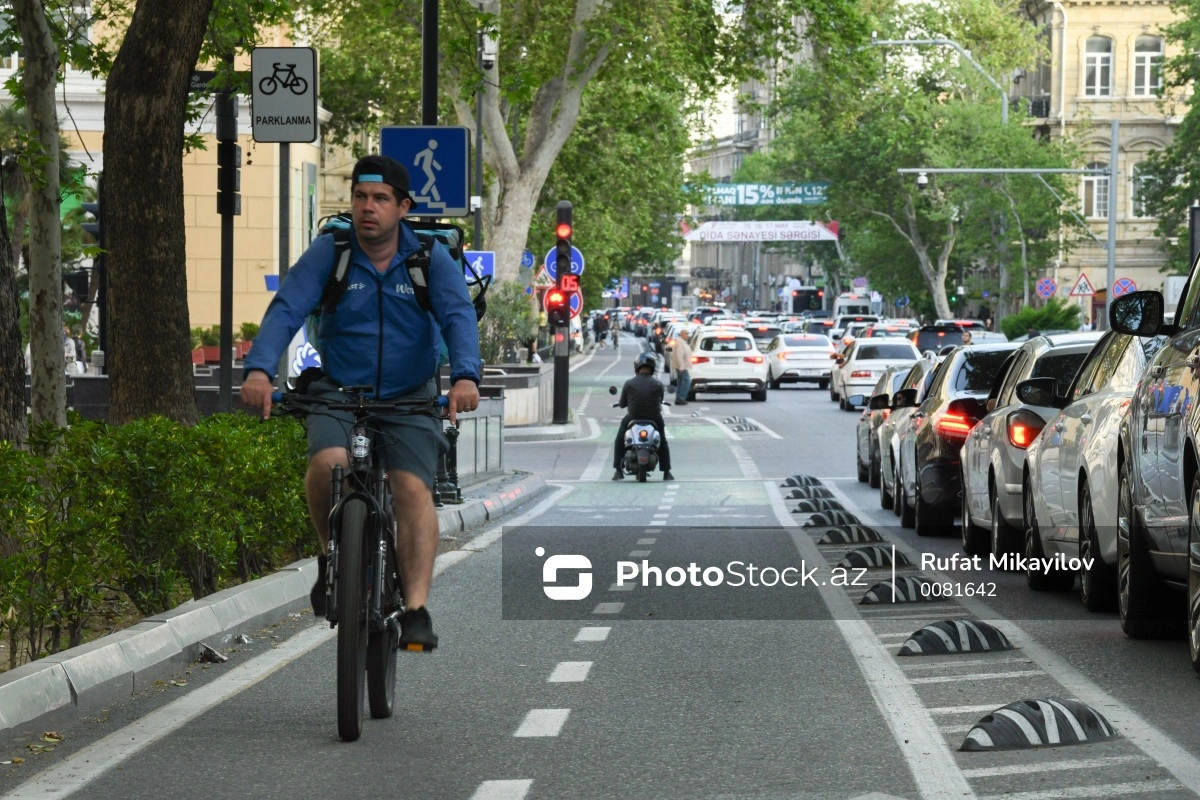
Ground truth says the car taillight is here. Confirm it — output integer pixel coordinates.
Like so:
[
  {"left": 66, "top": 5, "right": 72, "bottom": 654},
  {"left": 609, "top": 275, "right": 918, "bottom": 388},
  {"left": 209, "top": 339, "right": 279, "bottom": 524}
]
[
  {"left": 744, "top": 355, "right": 764, "bottom": 363},
  {"left": 1007, "top": 410, "right": 1046, "bottom": 449},
  {"left": 933, "top": 412, "right": 975, "bottom": 442},
  {"left": 881, "top": 409, "right": 890, "bottom": 420},
  {"left": 692, "top": 356, "right": 710, "bottom": 364},
  {"left": 850, "top": 370, "right": 871, "bottom": 378}
]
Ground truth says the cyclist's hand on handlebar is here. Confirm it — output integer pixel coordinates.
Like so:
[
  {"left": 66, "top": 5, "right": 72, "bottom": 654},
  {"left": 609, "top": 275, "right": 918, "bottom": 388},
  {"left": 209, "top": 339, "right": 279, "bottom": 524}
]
[
  {"left": 446, "top": 379, "right": 480, "bottom": 425},
  {"left": 240, "top": 371, "right": 275, "bottom": 420}
]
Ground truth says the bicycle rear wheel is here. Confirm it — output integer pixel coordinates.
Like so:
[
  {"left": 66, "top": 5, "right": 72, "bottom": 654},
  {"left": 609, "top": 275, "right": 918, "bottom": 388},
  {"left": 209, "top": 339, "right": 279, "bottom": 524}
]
[
  {"left": 336, "top": 498, "right": 369, "bottom": 741},
  {"left": 367, "top": 528, "right": 400, "bottom": 719}
]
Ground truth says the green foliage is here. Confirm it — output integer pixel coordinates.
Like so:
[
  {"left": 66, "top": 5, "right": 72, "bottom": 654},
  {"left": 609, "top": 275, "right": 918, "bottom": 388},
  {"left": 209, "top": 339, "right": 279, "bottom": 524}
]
[
  {"left": 191, "top": 324, "right": 221, "bottom": 347},
  {"left": 239, "top": 321, "right": 260, "bottom": 342},
  {"left": 0, "top": 412, "right": 310, "bottom": 662},
  {"left": 998, "top": 298, "right": 1081, "bottom": 339},
  {"left": 478, "top": 282, "right": 538, "bottom": 363}
]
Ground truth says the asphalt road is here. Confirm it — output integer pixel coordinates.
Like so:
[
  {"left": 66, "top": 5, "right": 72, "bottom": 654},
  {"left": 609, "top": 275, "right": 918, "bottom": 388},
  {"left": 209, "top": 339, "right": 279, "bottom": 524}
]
[{"left": 5, "top": 339, "right": 1200, "bottom": 800}]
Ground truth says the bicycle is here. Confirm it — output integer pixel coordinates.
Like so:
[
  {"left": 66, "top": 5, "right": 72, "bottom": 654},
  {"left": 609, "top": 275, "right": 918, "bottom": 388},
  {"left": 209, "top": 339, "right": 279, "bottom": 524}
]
[
  {"left": 258, "top": 62, "right": 309, "bottom": 96},
  {"left": 272, "top": 386, "right": 448, "bottom": 742}
]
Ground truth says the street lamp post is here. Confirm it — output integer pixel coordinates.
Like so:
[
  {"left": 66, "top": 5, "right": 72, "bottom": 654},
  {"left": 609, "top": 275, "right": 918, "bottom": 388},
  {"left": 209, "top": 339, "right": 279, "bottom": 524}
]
[{"left": 869, "top": 35, "right": 1008, "bottom": 126}]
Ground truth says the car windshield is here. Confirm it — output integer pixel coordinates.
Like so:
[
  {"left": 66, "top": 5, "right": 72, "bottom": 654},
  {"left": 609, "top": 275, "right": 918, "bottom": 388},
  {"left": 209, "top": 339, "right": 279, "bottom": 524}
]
[
  {"left": 913, "top": 329, "right": 964, "bottom": 352},
  {"left": 857, "top": 344, "right": 917, "bottom": 360},
  {"left": 1032, "top": 352, "right": 1089, "bottom": 385},
  {"left": 783, "top": 336, "right": 829, "bottom": 347},
  {"left": 700, "top": 337, "right": 753, "bottom": 352},
  {"left": 750, "top": 326, "right": 782, "bottom": 338},
  {"left": 952, "top": 349, "right": 1013, "bottom": 393}
]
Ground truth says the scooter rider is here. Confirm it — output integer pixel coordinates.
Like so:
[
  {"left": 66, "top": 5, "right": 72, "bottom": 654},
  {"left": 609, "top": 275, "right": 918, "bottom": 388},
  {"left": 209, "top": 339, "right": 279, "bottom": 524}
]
[{"left": 613, "top": 352, "right": 674, "bottom": 481}]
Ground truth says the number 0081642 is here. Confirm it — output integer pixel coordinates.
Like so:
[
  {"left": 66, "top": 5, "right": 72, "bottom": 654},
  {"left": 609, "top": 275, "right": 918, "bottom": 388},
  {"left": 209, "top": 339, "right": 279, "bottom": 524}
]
[{"left": 920, "top": 582, "right": 997, "bottom": 598}]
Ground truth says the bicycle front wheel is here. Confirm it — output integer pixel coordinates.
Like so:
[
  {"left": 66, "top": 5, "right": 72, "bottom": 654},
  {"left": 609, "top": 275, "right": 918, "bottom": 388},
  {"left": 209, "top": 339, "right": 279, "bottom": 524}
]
[
  {"left": 336, "top": 498, "right": 369, "bottom": 742},
  {"left": 367, "top": 522, "right": 399, "bottom": 719}
]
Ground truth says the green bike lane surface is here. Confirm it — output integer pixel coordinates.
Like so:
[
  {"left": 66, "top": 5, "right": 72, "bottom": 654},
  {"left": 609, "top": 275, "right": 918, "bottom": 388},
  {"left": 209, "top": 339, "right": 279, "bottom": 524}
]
[{"left": 14, "top": 483, "right": 920, "bottom": 800}]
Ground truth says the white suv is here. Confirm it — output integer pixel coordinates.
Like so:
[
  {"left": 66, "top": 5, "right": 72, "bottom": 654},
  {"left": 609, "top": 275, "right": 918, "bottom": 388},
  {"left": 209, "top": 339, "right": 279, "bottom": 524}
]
[{"left": 686, "top": 330, "right": 770, "bottom": 402}]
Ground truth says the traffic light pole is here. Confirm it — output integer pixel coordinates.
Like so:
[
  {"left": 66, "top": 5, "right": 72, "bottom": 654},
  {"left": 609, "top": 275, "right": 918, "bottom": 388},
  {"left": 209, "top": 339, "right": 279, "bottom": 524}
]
[
  {"left": 216, "top": 71, "right": 239, "bottom": 413},
  {"left": 552, "top": 201, "right": 572, "bottom": 425}
]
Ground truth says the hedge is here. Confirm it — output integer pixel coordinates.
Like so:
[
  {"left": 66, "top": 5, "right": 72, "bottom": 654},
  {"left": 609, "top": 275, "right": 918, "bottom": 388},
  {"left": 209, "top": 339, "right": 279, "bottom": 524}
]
[{"left": 0, "top": 413, "right": 311, "bottom": 667}]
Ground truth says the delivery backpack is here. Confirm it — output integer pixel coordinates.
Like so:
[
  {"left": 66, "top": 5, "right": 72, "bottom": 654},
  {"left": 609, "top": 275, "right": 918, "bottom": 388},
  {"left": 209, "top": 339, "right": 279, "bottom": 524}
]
[{"left": 310, "top": 212, "right": 490, "bottom": 329}]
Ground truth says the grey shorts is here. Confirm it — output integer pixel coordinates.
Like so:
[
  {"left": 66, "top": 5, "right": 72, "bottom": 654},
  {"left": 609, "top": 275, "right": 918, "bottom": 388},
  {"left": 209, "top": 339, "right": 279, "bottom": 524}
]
[{"left": 303, "top": 378, "right": 448, "bottom": 488}]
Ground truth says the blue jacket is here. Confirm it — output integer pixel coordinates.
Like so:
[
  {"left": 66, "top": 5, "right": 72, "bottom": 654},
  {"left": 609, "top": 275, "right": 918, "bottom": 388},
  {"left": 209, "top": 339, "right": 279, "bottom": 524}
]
[{"left": 244, "top": 220, "right": 482, "bottom": 398}]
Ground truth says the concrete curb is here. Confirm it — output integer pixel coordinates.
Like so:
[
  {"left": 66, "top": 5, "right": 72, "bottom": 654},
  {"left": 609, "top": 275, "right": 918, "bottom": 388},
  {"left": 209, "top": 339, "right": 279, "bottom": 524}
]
[
  {"left": 504, "top": 420, "right": 584, "bottom": 442},
  {"left": 0, "top": 471, "right": 549, "bottom": 734}
]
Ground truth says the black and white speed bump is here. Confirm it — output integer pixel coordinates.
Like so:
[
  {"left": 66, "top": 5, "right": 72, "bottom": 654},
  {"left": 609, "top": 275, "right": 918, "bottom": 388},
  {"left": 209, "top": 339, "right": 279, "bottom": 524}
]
[
  {"left": 781, "top": 475, "right": 822, "bottom": 488},
  {"left": 897, "top": 620, "right": 1014, "bottom": 656},
  {"left": 960, "top": 698, "right": 1118, "bottom": 751},
  {"left": 802, "top": 510, "right": 860, "bottom": 528},
  {"left": 837, "top": 546, "right": 911, "bottom": 569},
  {"left": 860, "top": 576, "right": 938, "bottom": 604},
  {"left": 788, "top": 486, "right": 834, "bottom": 500},
  {"left": 792, "top": 498, "right": 846, "bottom": 513},
  {"left": 816, "top": 526, "right": 883, "bottom": 544}
]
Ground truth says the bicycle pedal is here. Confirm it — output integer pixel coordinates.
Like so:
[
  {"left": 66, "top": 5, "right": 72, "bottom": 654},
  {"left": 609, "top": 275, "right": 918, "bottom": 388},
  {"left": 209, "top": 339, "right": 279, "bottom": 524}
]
[{"left": 403, "top": 642, "right": 435, "bottom": 653}]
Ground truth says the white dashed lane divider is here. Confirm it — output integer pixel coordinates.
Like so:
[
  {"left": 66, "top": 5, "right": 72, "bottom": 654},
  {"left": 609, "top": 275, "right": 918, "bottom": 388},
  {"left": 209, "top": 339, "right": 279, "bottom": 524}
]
[
  {"left": 547, "top": 662, "right": 593, "bottom": 683},
  {"left": 513, "top": 709, "right": 571, "bottom": 738},
  {"left": 469, "top": 780, "right": 534, "bottom": 800},
  {"left": 575, "top": 627, "right": 610, "bottom": 642}
]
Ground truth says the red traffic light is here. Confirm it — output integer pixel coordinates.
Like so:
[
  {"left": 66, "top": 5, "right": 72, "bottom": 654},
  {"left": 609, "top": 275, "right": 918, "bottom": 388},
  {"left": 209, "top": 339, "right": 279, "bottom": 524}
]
[
  {"left": 547, "top": 290, "right": 566, "bottom": 306},
  {"left": 555, "top": 223, "right": 572, "bottom": 240},
  {"left": 641, "top": 284, "right": 649, "bottom": 292}
]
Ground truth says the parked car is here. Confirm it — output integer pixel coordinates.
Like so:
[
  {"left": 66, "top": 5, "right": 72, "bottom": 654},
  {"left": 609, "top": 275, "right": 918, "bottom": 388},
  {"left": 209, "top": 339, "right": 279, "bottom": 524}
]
[
  {"left": 831, "top": 340, "right": 921, "bottom": 410},
  {"left": 763, "top": 333, "right": 836, "bottom": 389},
  {"left": 686, "top": 329, "right": 769, "bottom": 401},
  {"left": 852, "top": 365, "right": 912, "bottom": 486},
  {"left": 879, "top": 357, "right": 940, "bottom": 512},
  {"left": 1022, "top": 330, "right": 1162, "bottom": 610},
  {"left": 960, "top": 333, "right": 1101, "bottom": 561},
  {"left": 895, "top": 342, "right": 1019, "bottom": 535}
]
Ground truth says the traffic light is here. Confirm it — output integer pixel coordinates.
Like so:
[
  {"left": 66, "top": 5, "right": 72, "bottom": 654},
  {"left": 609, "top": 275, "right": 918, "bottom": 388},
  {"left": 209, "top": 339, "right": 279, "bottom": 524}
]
[
  {"left": 546, "top": 288, "right": 570, "bottom": 327},
  {"left": 217, "top": 141, "right": 242, "bottom": 216},
  {"left": 555, "top": 203, "right": 572, "bottom": 279},
  {"left": 80, "top": 199, "right": 102, "bottom": 244},
  {"left": 63, "top": 270, "right": 89, "bottom": 298}
]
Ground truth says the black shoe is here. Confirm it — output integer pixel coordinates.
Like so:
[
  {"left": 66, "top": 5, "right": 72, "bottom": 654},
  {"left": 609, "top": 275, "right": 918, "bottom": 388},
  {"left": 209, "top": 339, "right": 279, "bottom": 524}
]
[
  {"left": 674, "top": 400, "right": 689, "bottom": 406},
  {"left": 310, "top": 553, "right": 328, "bottom": 617},
  {"left": 612, "top": 469, "right": 624, "bottom": 481},
  {"left": 399, "top": 606, "right": 438, "bottom": 652},
  {"left": 663, "top": 471, "right": 675, "bottom": 481}
]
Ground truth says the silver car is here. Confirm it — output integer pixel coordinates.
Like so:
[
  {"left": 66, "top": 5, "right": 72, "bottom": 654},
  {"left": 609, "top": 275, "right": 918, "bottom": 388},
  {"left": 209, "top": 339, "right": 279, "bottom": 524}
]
[
  {"left": 878, "top": 357, "right": 940, "bottom": 513},
  {"left": 960, "top": 333, "right": 1101, "bottom": 560},
  {"left": 764, "top": 333, "right": 836, "bottom": 389}
]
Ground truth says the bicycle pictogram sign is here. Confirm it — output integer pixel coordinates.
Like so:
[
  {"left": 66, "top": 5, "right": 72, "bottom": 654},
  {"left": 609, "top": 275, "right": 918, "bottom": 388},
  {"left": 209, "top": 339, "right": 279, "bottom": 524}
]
[{"left": 258, "top": 63, "right": 309, "bottom": 96}]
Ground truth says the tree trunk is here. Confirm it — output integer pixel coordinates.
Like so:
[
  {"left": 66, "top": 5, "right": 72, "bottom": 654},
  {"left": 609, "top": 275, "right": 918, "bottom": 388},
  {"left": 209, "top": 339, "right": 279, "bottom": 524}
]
[
  {"left": 0, "top": 171, "right": 26, "bottom": 445},
  {"left": 103, "top": 0, "right": 212, "bottom": 426},
  {"left": 12, "top": 0, "right": 65, "bottom": 430}
]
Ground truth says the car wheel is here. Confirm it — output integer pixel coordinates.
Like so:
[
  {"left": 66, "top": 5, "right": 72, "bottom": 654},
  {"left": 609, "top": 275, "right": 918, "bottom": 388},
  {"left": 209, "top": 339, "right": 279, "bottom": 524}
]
[
  {"left": 990, "top": 492, "right": 1021, "bottom": 566},
  {"left": 829, "top": 383, "right": 838, "bottom": 402},
  {"left": 1079, "top": 481, "right": 1116, "bottom": 612},
  {"left": 880, "top": 460, "right": 894, "bottom": 509},
  {"left": 1025, "top": 475, "right": 1074, "bottom": 591},
  {"left": 818, "top": 380, "right": 830, "bottom": 390},
  {"left": 1119, "top": 461, "right": 1177, "bottom": 638},
  {"left": 856, "top": 449, "right": 869, "bottom": 483},
  {"left": 915, "top": 480, "right": 948, "bottom": 537},
  {"left": 961, "top": 474, "right": 989, "bottom": 557},
  {"left": 769, "top": 375, "right": 781, "bottom": 390},
  {"left": 891, "top": 464, "right": 903, "bottom": 517},
  {"left": 899, "top": 470, "right": 915, "bottom": 529},
  {"left": 752, "top": 388, "right": 767, "bottom": 402},
  {"left": 1189, "top": 472, "right": 1200, "bottom": 671},
  {"left": 869, "top": 449, "right": 881, "bottom": 489}
]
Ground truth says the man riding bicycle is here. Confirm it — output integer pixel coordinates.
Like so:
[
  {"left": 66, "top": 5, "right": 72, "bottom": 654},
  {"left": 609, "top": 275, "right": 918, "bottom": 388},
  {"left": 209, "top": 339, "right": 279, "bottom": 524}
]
[{"left": 240, "top": 154, "right": 481, "bottom": 652}]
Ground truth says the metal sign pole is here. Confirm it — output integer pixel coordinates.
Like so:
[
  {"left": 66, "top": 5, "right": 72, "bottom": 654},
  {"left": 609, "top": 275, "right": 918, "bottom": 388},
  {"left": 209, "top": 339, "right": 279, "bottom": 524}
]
[{"left": 216, "top": 61, "right": 238, "bottom": 414}]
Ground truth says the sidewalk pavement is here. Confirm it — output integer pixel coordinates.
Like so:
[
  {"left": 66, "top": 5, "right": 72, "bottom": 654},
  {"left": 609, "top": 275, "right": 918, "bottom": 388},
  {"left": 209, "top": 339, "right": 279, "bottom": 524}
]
[
  {"left": 0, "top": 471, "right": 548, "bottom": 735},
  {"left": 504, "top": 419, "right": 584, "bottom": 442}
]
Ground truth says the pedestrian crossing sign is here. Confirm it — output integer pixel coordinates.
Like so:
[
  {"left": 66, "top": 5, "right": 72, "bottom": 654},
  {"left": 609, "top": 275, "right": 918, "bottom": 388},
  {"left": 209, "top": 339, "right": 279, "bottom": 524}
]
[
  {"left": 1069, "top": 273, "right": 1096, "bottom": 297},
  {"left": 379, "top": 126, "right": 470, "bottom": 217}
]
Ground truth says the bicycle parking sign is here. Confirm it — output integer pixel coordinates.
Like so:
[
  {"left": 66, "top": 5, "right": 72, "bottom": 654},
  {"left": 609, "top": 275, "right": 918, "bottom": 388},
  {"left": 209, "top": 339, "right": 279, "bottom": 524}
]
[{"left": 251, "top": 47, "right": 318, "bottom": 143}]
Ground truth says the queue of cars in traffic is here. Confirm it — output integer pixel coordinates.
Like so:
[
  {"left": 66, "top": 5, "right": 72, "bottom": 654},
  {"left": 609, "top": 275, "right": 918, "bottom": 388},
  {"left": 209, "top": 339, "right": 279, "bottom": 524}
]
[{"left": 834, "top": 290, "right": 1200, "bottom": 673}]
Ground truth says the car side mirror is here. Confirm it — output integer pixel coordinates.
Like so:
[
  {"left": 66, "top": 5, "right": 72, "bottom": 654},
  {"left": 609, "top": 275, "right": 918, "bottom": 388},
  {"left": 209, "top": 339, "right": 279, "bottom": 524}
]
[
  {"left": 891, "top": 388, "right": 918, "bottom": 409},
  {"left": 608, "top": 386, "right": 618, "bottom": 395},
  {"left": 1110, "top": 291, "right": 1165, "bottom": 337},
  {"left": 1015, "top": 377, "right": 1062, "bottom": 408},
  {"left": 846, "top": 394, "right": 866, "bottom": 407},
  {"left": 829, "top": 352, "right": 839, "bottom": 360},
  {"left": 986, "top": 397, "right": 997, "bottom": 413},
  {"left": 868, "top": 394, "right": 890, "bottom": 410}
]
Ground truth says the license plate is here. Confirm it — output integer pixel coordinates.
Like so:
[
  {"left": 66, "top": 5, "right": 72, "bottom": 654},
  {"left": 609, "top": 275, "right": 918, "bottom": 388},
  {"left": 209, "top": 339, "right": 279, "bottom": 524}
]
[
  {"left": 799, "top": 369, "right": 821, "bottom": 375},
  {"left": 715, "top": 357, "right": 738, "bottom": 365}
]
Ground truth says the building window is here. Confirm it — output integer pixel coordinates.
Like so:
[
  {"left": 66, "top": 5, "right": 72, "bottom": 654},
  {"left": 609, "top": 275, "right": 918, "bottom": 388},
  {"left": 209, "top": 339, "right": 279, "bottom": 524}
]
[
  {"left": 0, "top": 2, "right": 92, "bottom": 73},
  {"left": 1133, "top": 36, "right": 1163, "bottom": 96},
  {"left": 1082, "top": 161, "right": 1109, "bottom": 219},
  {"left": 1084, "top": 37, "right": 1113, "bottom": 97},
  {"left": 1130, "top": 162, "right": 1153, "bottom": 218}
]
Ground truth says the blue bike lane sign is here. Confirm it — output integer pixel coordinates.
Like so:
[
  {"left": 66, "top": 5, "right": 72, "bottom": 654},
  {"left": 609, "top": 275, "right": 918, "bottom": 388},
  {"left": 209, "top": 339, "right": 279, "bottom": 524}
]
[{"left": 251, "top": 47, "right": 318, "bottom": 143}]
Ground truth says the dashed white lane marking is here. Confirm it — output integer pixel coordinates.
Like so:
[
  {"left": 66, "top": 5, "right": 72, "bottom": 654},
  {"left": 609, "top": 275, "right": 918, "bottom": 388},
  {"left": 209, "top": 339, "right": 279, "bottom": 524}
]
[
  {"left": 0, "top": 489, "right": 570, "bottom": 800},
  {"left": 576, "top": 386, "right": 594, "bottom": 415},
  {"left": 929, "top": 703, "right": 1014, "bottom": 715},
  {"left": 596, "top": 354, "right": 622, "bottom": 377},
  {"left": 731, "top": 445, "right": 761, "bottom": 479},
  {"left": 582, "top": 416, "right": 601, "bottom": 440},
  {"left": 741, "top": 416, "right": 783, "bottom": 439},
  {"left": 575, "top": 626, "right": 611, "bottom": 642},
  {"left": 592, "top": 602, "right": 624, "bottom": 614},
  {"left": 908, "top": 670, "right": 1046, "bottom": 685},
  {"left": 976, "top": 781, "right": 1181, "bottom": 800},
  {"left": 644, "top": 528, "right": 662, "bottom": 533},
  {"left": 548, "top": 662, "right": 593, "bottom": 682},
  {"left": 961, "top": 755, "right": 1144, "bottom": 778},
  {"left": 629, "top": 550, "right": 651, "bottom": 557},
  {"left": 652, "top": 515, "right": 669, "bottom": 521},
  {"left": 513, "top": 709, "right": 571, "bottom": 737},
  {"left": 607, "top": 582, "right": 634, "bottom": 592},
  {"left": 469, "top": 780, "right": 533, "bottom": 800},
  {"left": 657, "top": 505, "right": 672, "bottom": 510},
  {"left": 766, "top": 481, "right": 975, "bottom": 800},
  {"left": 568, "top": 350, "right": 596, "bottom": 373},
  {"left": 579, "top": 441, "right": 611, "bottom": 481}
]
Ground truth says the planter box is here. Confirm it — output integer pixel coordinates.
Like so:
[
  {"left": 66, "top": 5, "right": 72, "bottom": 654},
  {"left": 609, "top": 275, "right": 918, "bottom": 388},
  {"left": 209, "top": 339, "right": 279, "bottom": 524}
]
[{"left": 443, "top": 363, "right": 552, "bottom": 426}]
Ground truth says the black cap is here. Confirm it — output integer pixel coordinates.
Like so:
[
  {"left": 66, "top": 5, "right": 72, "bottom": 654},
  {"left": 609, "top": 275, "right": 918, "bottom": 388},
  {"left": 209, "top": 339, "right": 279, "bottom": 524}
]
[{"left": 351, "top": 154, "right": 417, "bottom": 208}]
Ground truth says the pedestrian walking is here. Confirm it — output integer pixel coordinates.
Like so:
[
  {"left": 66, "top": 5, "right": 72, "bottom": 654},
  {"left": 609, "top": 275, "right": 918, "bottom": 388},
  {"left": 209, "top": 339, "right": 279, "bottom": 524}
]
[{"left": 671, "top": 328, "right": 693, "bottom": 405}]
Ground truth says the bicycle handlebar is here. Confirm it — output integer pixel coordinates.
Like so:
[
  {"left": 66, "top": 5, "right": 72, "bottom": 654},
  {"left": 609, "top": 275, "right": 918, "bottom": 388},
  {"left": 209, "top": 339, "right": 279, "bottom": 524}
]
[{"left": 270, "top": 391, "right": 450, "bottom": 410}]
